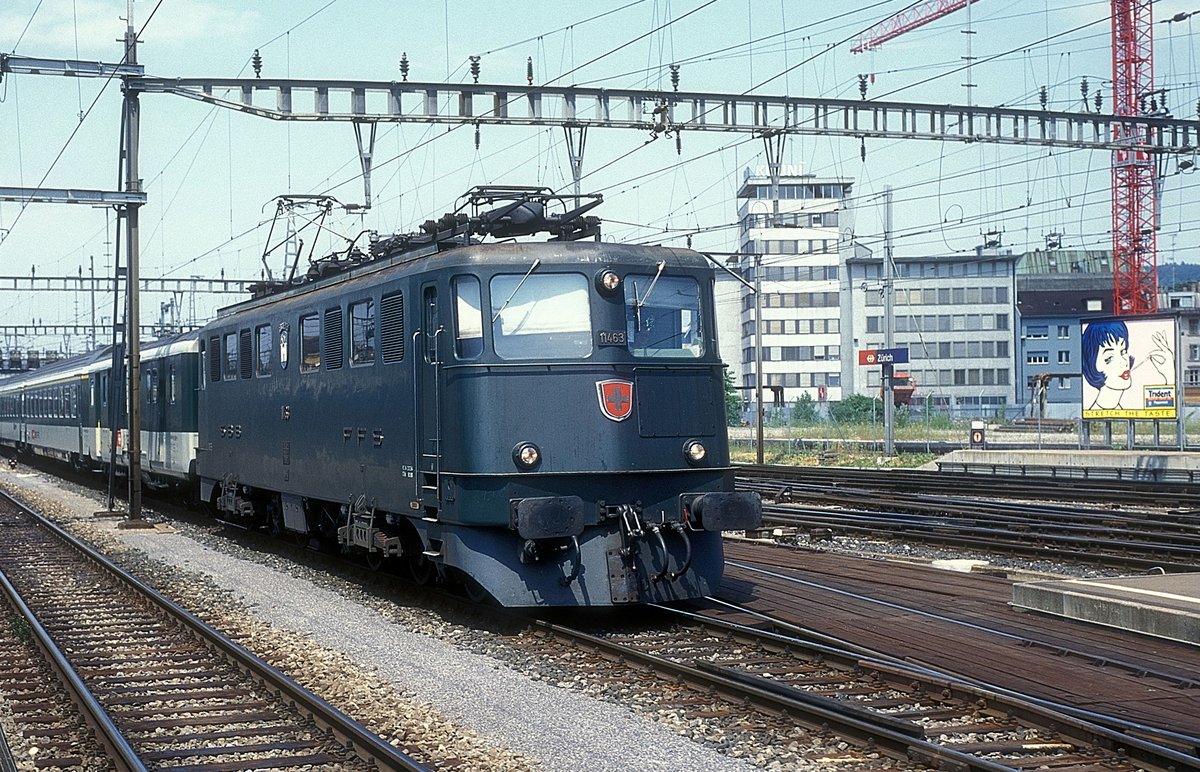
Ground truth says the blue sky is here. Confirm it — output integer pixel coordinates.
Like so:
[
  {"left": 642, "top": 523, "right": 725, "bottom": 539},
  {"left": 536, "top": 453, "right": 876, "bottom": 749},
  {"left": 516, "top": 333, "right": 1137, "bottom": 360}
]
[{"left": 1, "top": 0, "right": 1198, "bottom": 350}]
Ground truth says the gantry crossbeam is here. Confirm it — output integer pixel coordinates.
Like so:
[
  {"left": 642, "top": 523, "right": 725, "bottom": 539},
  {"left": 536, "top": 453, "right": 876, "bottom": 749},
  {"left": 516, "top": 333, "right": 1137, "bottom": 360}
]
[
  {"left": 0, "top": 275, "right": 253, "bottom": 294},
  {"left": 130, "top": 76, "right": 1200, "bottom": 153}
]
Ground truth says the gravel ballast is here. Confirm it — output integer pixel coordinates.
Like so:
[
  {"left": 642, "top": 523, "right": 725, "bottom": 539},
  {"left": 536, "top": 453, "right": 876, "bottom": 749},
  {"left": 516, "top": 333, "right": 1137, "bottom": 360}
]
[{"left": 0, "top": 467, "right": 757, "bottom": 771}]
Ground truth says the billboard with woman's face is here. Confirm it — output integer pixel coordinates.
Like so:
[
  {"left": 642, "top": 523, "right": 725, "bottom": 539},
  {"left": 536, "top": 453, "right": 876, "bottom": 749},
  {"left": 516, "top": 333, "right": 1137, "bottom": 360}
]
[{"left": 1081, "top": 317, "right": 1177, "bottom": 420}]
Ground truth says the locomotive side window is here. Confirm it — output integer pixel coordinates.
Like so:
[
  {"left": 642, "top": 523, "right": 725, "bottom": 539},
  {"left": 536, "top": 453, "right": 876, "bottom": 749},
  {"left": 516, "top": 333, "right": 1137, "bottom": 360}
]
[
  {"left": 300, "top": 314, "right": 321, "bottom": 373},
  {"left": 490, "top": 273, "right": 592, "bottom": 360},
  {"left": 452, "top": 276, "right": 483, "bottom": 360},
  {"left": 223, "top": 333, "right": 239, "bottom": 380},
  {"left": 255, "top": 324, "right": 272, "bottom": 377},
  {"left": 624, "top": 275, "right": 704, "bottom": 358},
  {"left": 350, "top": 300, "right": 376, "bottom": 366}
]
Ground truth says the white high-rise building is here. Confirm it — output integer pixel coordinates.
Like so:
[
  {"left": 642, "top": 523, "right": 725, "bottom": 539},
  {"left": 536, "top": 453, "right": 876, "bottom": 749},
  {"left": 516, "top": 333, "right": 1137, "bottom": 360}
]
[{"left": 734, "top": 165, "right": 854, "bottom": 406}]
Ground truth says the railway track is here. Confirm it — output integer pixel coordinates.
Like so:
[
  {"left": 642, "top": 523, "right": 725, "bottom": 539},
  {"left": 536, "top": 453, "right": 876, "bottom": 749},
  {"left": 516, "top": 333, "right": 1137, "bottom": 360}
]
[
  {"left": 535, "top": 603, "right": 1198, "bottom": 771},
  {"left": 738, "top": 464, "right": 1200, "bottom": 510},
  {"left": 0, "top": 489, "right": 426, "bottom": 772},
  {"left": 739, "top": 466, "right": 1200, "bottom": 571}
]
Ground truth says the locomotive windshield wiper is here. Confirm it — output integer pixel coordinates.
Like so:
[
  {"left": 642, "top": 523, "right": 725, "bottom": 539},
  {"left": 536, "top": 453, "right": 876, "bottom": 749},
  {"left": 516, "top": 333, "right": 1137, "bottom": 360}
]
[
  {"left": 632, "top": 260, "right": 666, "bottom": 330},
  {"left": 491, "top": 258, "right": 542, "bottom": 323}
]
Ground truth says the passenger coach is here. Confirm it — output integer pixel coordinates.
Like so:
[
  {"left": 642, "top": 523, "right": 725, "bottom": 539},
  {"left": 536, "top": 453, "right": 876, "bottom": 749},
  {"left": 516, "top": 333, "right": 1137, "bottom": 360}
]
[{"left": 0, "top": 334, "right": 200, "bottom": 488}]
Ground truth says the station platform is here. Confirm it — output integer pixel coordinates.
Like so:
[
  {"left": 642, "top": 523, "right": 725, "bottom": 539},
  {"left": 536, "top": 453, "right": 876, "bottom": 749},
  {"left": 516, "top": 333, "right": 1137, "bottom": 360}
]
[
  {"left": 1012, "top": 572, "right": 1200, "bottom": 646},
  {"left": 936, "top": 448, "right": 1200, "bottom": 484}
]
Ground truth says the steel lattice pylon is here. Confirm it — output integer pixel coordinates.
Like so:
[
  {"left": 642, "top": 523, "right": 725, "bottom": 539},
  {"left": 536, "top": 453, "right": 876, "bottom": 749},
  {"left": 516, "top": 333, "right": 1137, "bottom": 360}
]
[{"left": 1111, "top": 0, "right": 1158, "bottom": 315}]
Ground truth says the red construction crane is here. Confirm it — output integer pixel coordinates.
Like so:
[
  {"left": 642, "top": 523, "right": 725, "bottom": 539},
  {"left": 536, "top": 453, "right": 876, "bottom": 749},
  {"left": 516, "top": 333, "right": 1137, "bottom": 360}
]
[
  {"left": 854, "top": 0, "right": 1161, "bottom": 315},
  {"left": 851, "top": 0, "right": 979, "bottom": 54},
  {"left": 1110, "top": 0, "right": 1158, "bottom": 315}
]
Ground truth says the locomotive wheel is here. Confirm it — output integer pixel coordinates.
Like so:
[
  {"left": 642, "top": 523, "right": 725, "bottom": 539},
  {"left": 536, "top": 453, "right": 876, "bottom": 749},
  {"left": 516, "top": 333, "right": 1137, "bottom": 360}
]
[
  {"left": 463, "top": 578, "right": 490, "bottom": 604},
  {"left": 407, "top": 554, "right": 434, "bottom": 585},
  {"left": 456, "top": 570, "right": 492, "bottom": 604}
]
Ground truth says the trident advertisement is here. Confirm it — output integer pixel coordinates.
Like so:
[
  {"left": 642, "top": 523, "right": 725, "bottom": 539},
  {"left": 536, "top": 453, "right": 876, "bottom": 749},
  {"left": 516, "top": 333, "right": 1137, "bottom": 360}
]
[{"left": 1081, "top": 317, "right": 1178, "bottom": 420}]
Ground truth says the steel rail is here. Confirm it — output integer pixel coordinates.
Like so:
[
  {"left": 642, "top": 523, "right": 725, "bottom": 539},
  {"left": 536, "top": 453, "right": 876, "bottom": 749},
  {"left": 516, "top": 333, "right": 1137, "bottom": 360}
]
[
  {"left": 758, "top": 504, "right": 1200, "bottom": 572},
  {"left": 749, "top": 485, "right": 1200, "bottom": 546},
  {"left": 675, "top": 597, "right": 1200, "bottom": 767},
  {"left": 723, "top": 560, "right": 1197, "bottom": 689},
  {"left": 0, "top": 570, "right": 145, "bottom": 771},
  {"left": 531, "top": 617, "right": 1015, "bottom": 772},
  {"left": 0, "top": 488, "right": 428, "bottom": 772},
  {"left": 738, "top": 464, "right": 1200, "bottom": 507}
]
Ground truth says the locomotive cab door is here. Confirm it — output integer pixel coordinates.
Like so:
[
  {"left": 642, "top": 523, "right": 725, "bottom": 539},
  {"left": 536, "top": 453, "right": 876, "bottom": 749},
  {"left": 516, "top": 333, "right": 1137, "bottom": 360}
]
[{"left": 415, "top": 283, "right": 443, "bottom": 513}]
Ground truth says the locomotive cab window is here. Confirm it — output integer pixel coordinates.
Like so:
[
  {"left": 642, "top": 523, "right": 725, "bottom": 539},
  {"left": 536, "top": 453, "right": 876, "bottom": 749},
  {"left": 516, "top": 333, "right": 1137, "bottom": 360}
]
[
  {"left": 624, "top": 275, "right": 704, "bottom": 358},
  {"left": 453, "top": 276, "right": 483, "bottom": 360},
  {"left": 490, "top": 273, "right": 592, "bottom": 359}
]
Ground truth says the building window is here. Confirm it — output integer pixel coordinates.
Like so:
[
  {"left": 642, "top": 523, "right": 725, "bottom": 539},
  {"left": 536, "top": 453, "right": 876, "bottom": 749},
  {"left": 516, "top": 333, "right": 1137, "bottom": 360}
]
[
  {"left": 1027, "top": 351, "right": 1049, "bottom": 365},
  {"left": 1057, "top": 350, "right": 1071, "bottom": 365},
  {"left": 1086, "top": 299, "right": 1102, "bottom": 312},
  {"left": 1057, "top": 377, "right": 1071, "bottom": 389},
  {"left": 1026, "top": 325, "right": 1048, "bottom": 339},
  {"left": 1057, "top": 325, "right": 1070, "bottom": 339}
]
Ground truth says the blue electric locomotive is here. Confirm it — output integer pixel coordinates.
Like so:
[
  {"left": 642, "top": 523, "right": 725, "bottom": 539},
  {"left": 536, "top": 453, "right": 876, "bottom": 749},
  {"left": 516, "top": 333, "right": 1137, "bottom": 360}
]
[
  {"left": 0, "top": 188, "right": 760, "bottom": 607},
  {"left": 198, "top": 188, "right": 760, "bottom": 606}
]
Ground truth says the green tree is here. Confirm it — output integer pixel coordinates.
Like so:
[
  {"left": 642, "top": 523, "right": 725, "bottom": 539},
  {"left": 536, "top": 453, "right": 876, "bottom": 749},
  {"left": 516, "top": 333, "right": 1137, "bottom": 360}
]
[
  {"left": 828, "top": 394, "right": 878, "bottom": 424},
  {"left": 723, "top": 368, "right": 743, "bottom": 426},
  {"left": 792, "top": 392, "right": 818, "bottom": 424}
]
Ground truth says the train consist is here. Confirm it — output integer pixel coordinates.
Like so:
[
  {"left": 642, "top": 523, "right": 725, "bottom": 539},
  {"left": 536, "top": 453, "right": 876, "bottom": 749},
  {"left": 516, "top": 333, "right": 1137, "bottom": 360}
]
[{"left": 0, "top": 187, "right": 760, "bottom": 606}]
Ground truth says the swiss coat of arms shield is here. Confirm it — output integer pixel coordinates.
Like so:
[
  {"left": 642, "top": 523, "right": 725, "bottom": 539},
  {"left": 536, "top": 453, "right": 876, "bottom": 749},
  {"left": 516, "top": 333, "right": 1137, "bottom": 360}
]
[{"left": 596, "top": 379, "right": 634, "bottom": 422}]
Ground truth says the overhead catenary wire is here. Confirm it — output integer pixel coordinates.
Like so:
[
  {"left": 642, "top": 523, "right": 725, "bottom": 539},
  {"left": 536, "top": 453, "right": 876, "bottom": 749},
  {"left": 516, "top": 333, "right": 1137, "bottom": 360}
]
[{"left": 6, "top": 2, "right": 1200, "bottom": 349}]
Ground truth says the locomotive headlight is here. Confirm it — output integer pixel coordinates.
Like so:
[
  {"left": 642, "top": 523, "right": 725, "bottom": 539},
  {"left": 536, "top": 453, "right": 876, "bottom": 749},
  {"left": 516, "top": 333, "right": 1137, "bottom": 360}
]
[
  {"left": 513, "top": 442, "right": 542, "bottom": 469},
  {"left": 595, "top": 268, "right": 621, "bottom": 294},
  {"left": 683, "top": 439, "right": 707, "bottom": 465}
]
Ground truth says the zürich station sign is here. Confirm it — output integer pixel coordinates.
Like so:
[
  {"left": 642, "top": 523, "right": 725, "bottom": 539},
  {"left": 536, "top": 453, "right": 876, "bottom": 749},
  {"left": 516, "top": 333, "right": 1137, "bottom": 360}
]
[{"left": 858, "top": 347, "right": 909, "bottom": 366}]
